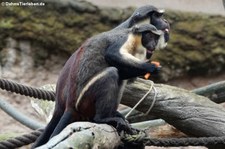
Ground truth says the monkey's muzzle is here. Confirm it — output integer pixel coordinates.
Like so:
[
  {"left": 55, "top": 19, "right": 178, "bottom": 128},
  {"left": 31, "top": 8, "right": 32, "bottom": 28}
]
[{"left": 164, "top": 28, "right": 169, "bottom": 42}]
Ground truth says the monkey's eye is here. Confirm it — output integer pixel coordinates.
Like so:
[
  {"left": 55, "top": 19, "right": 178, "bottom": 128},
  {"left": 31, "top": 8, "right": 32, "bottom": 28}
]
[
  {"left": 144, "top": 31, "right": 160, "bottom": 38},
  {"left": 145, "top": 32, "right": 154, "bottom": 37},
  {"left": 142, "top": 31, "right": 159, "bottom": 45}
]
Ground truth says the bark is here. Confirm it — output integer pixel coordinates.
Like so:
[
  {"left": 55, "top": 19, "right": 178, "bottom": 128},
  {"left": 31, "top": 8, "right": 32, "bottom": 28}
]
[
  {"left": 36, "top": 122, "right": 121, "bottom": 149},
  {"left": 124, "top": 80, "right": 225, "bottom": 123},
  {"left": 122, "top": 78, "right": 225, "bottom": 137}
]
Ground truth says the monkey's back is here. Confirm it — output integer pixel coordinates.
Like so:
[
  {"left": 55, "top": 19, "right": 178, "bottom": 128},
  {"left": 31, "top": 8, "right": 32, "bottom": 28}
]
[
  {"left": 55, "top": 33, "right": 110, "bottom": 110},
  {"left": 74, "top": 30, "right": 129, "bottom": 94},
  {"left": 55, "top": 30, "right": 129, "bottom": 116}
]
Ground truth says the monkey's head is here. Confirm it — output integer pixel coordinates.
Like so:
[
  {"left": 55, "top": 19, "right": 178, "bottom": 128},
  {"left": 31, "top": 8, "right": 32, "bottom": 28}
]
[
  {"left": 132, "top": 24, "right": 167, "bottom": 59},
  {"left": 130, "top": 5, "right": 170, "bottom": 46}
]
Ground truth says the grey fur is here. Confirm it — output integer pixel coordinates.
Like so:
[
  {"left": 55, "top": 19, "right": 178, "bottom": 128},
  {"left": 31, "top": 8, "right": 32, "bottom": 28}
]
[{"left": 75, "top": 29, "right": 129, "bottom": 96}]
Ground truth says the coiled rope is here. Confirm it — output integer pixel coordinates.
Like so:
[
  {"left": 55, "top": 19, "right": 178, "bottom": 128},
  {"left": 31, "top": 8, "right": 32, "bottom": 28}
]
[{"left": 0, "top": 78, "right": 55, "bottom": 101}]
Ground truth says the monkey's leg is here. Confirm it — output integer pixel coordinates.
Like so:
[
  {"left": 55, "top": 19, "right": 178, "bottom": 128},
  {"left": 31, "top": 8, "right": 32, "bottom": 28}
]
[
  {"left": 50, "top": 108, "right": 77, "bottom": 139},
  {"left": 80, "top": 67, "right": 132, "bottom": 133},
  {"left": 32, "top": 110, "right": 63, "bottom": 148}
]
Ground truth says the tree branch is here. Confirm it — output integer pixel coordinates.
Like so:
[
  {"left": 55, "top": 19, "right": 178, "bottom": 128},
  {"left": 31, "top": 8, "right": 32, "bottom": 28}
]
[
  {"left": 122, "top": 78, "right": 225, "bottom": 137},
  {"left": 192, "top": 81, "right": 225, "bottom": 103},
  {"left": 36, "top": 122, "right": 121, "bottom": 149}
]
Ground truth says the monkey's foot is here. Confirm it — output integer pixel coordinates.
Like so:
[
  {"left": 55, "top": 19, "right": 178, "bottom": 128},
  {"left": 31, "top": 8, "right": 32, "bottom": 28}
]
[
  {"left": 94, "top": 117, "right": 133, "bottom": 134},
  {"left": 115, "top": 118, "right": 133, "bottom": 134}
]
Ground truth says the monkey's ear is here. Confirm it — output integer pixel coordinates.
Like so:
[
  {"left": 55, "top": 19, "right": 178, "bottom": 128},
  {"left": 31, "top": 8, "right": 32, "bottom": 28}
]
[{"left": 131, "top": 25, "right": 140, "bottom": 34}]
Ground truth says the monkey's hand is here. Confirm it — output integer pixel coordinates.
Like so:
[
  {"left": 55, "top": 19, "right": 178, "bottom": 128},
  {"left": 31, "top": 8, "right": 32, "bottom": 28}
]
[
  {"left": 143, "top": 61, "right": 161, "bottom": 78},
  {"left": 144, "top": 61, "right": 161, "bottom": 79}
]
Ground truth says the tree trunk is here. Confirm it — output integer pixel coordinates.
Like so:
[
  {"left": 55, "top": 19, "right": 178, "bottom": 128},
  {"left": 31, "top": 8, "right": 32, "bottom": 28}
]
[{"left": 122, "top": 78, "right": 225, "bottom": 137}]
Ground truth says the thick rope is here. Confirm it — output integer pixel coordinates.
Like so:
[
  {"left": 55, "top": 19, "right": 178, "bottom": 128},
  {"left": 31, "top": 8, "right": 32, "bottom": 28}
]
[
  {"left": 0, "top": 78, "right": 55, "bottom": 101},
  {"left": 1, "top": 127, "right": 225, "bottom": 148},
  {"left": 122, "top": 132, "right": 225, "bottom": 147},
  {"left": 144, "top": 136, "right": 225, "bottom": 147},
  {"left": 0, "top": 129, "right": 43, "bottom": 149}
]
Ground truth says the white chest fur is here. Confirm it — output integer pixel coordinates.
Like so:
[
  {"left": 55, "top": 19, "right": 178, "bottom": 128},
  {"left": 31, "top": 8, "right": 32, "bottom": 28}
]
[{"left": 120, "top": 34, "right": 147, "bottom": 63}]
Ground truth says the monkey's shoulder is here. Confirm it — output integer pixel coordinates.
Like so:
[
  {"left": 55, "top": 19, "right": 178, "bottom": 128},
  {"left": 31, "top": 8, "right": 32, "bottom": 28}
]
[
  {"left": 80, "top": 30, "right": 130, "bottom": 53},
  {"left": 82, "top": 33, "right": 109, "bottom": 51}
]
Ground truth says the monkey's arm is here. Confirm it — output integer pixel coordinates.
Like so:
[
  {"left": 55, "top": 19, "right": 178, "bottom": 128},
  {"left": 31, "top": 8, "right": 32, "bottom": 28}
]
[
  {"left": 105, "top": 48, "right": 158, "bottom": 80},
  {"left": 113, "top": 5, "right": 159, "bottom": 30}
]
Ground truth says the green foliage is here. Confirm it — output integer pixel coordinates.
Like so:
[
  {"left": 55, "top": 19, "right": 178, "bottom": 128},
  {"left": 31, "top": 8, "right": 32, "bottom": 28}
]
[{"left": 0, "top": 1, "right": 224, "bottom": 80}]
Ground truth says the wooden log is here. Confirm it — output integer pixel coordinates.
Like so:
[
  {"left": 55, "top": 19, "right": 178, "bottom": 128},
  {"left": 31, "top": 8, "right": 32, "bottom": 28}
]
[
  {"left": 123, "top": 80, "right": 225, "bottom": 123},
  {"left": 36, "top": 122, "right": 120, "bottom": 149},
  {"left": 122, "top": 78, "right": 225, "bottom": 137},
  {"left": 193, "top": 81, "right": 225, "bottom": 103}
]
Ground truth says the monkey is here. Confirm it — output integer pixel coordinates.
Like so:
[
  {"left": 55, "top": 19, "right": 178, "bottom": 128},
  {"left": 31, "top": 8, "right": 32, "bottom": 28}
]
[
  {"left": 114, "top": 5, "right": 169, "bottom": 43},
  {"left": 32, "top": 6, "right": 170, "bottom": 148},
  {"left": 32, "top": 24, "right": 169, "bottom": 148}
]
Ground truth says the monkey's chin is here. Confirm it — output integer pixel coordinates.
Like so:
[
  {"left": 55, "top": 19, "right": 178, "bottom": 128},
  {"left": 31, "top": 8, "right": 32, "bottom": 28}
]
[
  {"left": 146, "top": 49, "right": 154, "bottom": 59},
  {"left": 157, "top": 34, "right": 168, "bottom": 49}
]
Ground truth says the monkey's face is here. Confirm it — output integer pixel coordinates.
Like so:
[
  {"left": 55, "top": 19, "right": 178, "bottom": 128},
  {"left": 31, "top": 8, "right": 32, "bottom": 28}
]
[
  {"left": 141, "top": 29, "right": 167, "bottom": 59},
  {"left": 135, "top": 11, "right": 170, "bottom": 59},
  {"left": 132, "top": 22, "right": 169, "bottom": 59},
  {"left": 150, "top": 12, "right": 170, "bottom": 43}
]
